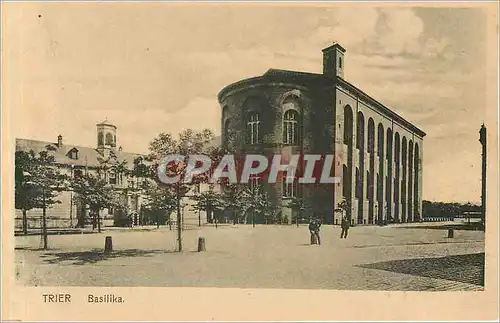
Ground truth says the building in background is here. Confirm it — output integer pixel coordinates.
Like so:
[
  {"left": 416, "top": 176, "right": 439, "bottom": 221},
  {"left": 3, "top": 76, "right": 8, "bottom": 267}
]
[
  {"left": 218, "top": 43, "right": 425, "bottom": 225},
  {"left": 15, "top": 120, "right": 149, "bottom": 230}
]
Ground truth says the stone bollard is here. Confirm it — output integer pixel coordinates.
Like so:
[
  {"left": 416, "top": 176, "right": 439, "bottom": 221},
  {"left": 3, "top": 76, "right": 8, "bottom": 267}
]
[
  {"left": 104, "top": 236, "right": 113, "bottom": 253},
  {"left": 197, "top": 237, "right": 206, "bottom": 252},
  {"left": 447, "top": 229, "right": 454, "bottom": 238}
]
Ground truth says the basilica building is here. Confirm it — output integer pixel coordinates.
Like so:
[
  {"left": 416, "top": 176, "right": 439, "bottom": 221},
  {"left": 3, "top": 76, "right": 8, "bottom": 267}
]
[{"left": 218, "top": 43, "right": 425, "bottom": 225}]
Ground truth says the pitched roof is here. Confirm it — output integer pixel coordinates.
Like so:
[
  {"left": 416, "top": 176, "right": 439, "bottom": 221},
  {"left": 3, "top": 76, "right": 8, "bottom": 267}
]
[
  {"left": 219, "top": 68, "right": 425, "bottom": 137},
  {"left": 15, "top": 138, "right": 144, "bottom": 169}
]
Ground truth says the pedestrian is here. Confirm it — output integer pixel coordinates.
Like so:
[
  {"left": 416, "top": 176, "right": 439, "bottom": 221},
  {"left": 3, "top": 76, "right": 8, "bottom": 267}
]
[
  {"left": 340, "top": 215, "right": 350, "bottom": 239},
  {"left": 309, "top": 218, "right": 321, "bottom": 245}
]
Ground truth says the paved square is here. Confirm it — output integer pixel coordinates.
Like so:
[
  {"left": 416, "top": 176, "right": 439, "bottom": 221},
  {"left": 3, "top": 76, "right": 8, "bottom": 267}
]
[{"left": 15, "top": 224, "right": 485, "bottom": 290}]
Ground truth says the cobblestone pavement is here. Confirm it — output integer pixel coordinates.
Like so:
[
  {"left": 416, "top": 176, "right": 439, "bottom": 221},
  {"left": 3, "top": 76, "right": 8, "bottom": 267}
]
[{"left": 14, "top": 224, "right": 485, "bottom": 290}]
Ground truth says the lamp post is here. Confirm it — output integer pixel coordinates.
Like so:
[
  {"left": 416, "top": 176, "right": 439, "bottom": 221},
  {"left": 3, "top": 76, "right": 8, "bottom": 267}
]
[
  {"left": 69, "top": 165, "right": 74, "bottom": 228},
  {"left": 479, "top": 124, "right": 486, "bottom": 231}
]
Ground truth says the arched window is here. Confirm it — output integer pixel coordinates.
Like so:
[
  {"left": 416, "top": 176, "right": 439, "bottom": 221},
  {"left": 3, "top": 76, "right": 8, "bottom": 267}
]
[
  {"left": 367, "top": 118, "right": 375, "bottom": 153},
  {"left": 356, "top": 112, "right": 365, "bottom": 150},
  {"left": 344, "top": 106, "right": 353, "bottom": 145},
  {"left": 283, "top": 110, "right": 299, "bottom": 145},
  {"left": 105, "top": 133, "right": 114, "bottom": 146},
  {"left": 98, "top": 132, "right": 104, "bottom": 146},
  {"left": 224, "top": 119, "right": 232, "bottom": 146},
  {"left": 342, "top": 164, "right": 349, "bottom": 198},
  {"left": 355, "top": 167, "right": 361, "bottom": 198},
  {"left": 247, "top": 113, "right": 261, "bottom": 144},
  {"left": 377, "top": 124, "right": 384, "bottom": 157},
  {"left": 249, "top": 176, "right": 262, "bottom": 194},
  {"left": 283, "top": 180, "right": 298, "bottom": 198}
]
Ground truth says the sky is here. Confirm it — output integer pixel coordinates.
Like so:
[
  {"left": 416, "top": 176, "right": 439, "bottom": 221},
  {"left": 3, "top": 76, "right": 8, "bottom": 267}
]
[{"left": 4, "top": 3, "right": 494, "bottom": 203}]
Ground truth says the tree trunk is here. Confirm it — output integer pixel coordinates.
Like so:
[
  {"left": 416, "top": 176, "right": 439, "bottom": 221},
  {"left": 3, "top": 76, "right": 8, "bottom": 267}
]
[
  {"left": 92, "top": 211, "right": 96, "bottom": 230},
  {"left": 42, "top": 190, "right": 48, "bottom": 250},
  {"left": 22, "top": 209, "right": 28, "bottom": 235},
  {"left": 156, "top": 212, "right": 160, "bottom": 229},
  {"left": 198, "top": 210, "right": 201, "bottom": 227},
  {"left": 76, "top": 205, "right": 85, "bottom": 228},
  {"left": 253, "top": 212, "right": 255, "bottom": 228},
  {"left": 97, "top": 209, "right": 101, "bottom": 233},
  {"left": 176, "top": 185, "right": 182, "bottom": 252}
]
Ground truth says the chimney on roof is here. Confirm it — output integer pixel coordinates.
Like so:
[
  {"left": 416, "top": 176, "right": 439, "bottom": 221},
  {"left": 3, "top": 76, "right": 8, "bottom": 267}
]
[
  {"left": 322, "top": 42, "right": 346, "bottom": 79},
  {"left": 57, "top": 134, "right": 63, "bottom": 147}
]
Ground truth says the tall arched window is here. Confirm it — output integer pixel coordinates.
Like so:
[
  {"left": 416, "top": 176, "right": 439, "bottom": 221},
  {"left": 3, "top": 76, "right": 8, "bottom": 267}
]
[
  {"left": 283, "top": 180, "right": 298, "bottom": 198},
  {"left": 98, "top": 132, "right": 104, "bottom": 146},
  {"left": 105, "top": 133, "right": 114, "bottom": 146},
  {"left": 356, "top": 112, "right": 365, "bottom": 150},
  {"left": 224, "top": 118, "right": 232, "bottom": 146},
  {"left": 283, "top": 110, "right": 299, "bottom": 145},
  {"left": 344, "top": 106, "right": 353, "bottom": 145},
  {"left": 247, "top": 113, "right": 261, "bottom": 144},
  {"left": 342, "top": 164, "right": 349, "bottom": 199},
  {"left": 367, "top": 118, "right": 375, "bottom": 153}
]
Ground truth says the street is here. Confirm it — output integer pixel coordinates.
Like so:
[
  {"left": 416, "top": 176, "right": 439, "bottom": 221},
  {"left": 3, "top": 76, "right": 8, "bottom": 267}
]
[{"left": 15, "top": 224, "right": 484, "bottom": 290}]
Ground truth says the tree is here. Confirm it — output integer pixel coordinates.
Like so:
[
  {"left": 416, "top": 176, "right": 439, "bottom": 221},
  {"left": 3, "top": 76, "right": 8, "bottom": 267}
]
[
  {"left": 191, "top": 185, "right": 224, "bottom": 227},
  {"left": 142, "top": 181, "right": 177, "bottom": 229},
  {"left": 70, "top": 172, "right": 118, "bottom": 232},
  {"left": 220, "top": 183, "right": 246, "bottom": 225},
  {"left": 286, "top": 196, "right": 311, "bottom": 227},
  {"left": 15, "top": 151, "right": 39, "bottom": 235},
  {"left": 15, "top": 149, "right": 68, "bottom": 248},
  {"left": 242, "top": 188, "right": 278, "bottom": 227},
  {"left": 148, "top": 129, "right": 215, "bottom": 252}
]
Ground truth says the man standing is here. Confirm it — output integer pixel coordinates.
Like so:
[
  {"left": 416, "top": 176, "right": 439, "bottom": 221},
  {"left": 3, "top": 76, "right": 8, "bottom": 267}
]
[
  {"left": 340, "top": 215, "right": 350, "bottom": 239},
  {"left": 309, "top": 218, "right": 321, "bottom": 245}
]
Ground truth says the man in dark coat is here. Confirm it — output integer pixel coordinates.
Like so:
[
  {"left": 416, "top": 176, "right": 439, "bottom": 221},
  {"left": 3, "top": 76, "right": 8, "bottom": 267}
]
[
  {"left": 309, "top": 218, "right": 321, "bottom": 245},
  {"left": 340, "top": 215, "right": 350, "bottom": 239}
]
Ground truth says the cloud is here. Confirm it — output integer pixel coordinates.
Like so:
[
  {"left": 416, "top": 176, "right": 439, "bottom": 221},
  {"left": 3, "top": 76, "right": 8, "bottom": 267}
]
[{"left": 7, "top": 5, "right": 488, "bottom": 203}]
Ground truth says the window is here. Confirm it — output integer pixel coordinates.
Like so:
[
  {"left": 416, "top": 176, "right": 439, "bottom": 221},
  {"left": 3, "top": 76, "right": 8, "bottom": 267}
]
[
  {"left": 194, "top": 183, "right": 201, "bottom": 194},
  {"left": 247, "top": 113, "right": 261, "bottom": 144},
  {"left": 109, "top": 172, "right": 117, "bottom": 185},
  {"left": 282, "top": 180, "right": 297, "bottom": 198},
  {"left": 224, "top": 119, "right": 232, "bottom": 146},
  {"left": 249, "top": 177, "right": 261, "bottom": 194},
  {"left": 355, "top": 168, "right": 361, "bottom": 198},
  {"left": 105, "top": 133, "right": 114, "bottom": 146},
  {"left": 366, "top": 171, "right": 371, "bottom": 200},
  {"left": 283, "top": 110, "right": 299, "bottom": 145},
  {"left": 68, "top": 148, "right": 79, "bottom": 160},
  {"left": 98, "top": 132, "right": 104, "bottom": 146},
  {"left": 339, "top": 57, "right": 343, "bottom": 69}
]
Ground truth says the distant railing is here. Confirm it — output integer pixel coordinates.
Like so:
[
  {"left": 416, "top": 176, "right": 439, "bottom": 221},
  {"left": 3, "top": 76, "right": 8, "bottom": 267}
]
[
  {"left": 15, "top": 217, "right": 82, "bottom": 230},
  {"left": 422, "top": 217, "right": 454, "bottom": 222}
]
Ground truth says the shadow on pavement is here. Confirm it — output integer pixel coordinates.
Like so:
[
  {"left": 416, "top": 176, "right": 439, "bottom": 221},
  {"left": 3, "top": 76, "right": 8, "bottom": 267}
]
[
  {"left": 358, "top": 252, "right": 485, "bottom": 286},
  {"left": 40, "top": 249, "right": 174, "bottom": 265}
]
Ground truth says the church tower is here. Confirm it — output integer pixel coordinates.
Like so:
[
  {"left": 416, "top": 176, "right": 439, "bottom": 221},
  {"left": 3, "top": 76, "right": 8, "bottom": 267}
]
[
  {"left": 322, "top": 42, "right": 346, "bottom": 79},
  {"left": 96, "top": 119, "right": 117, "bottom": 158}
]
